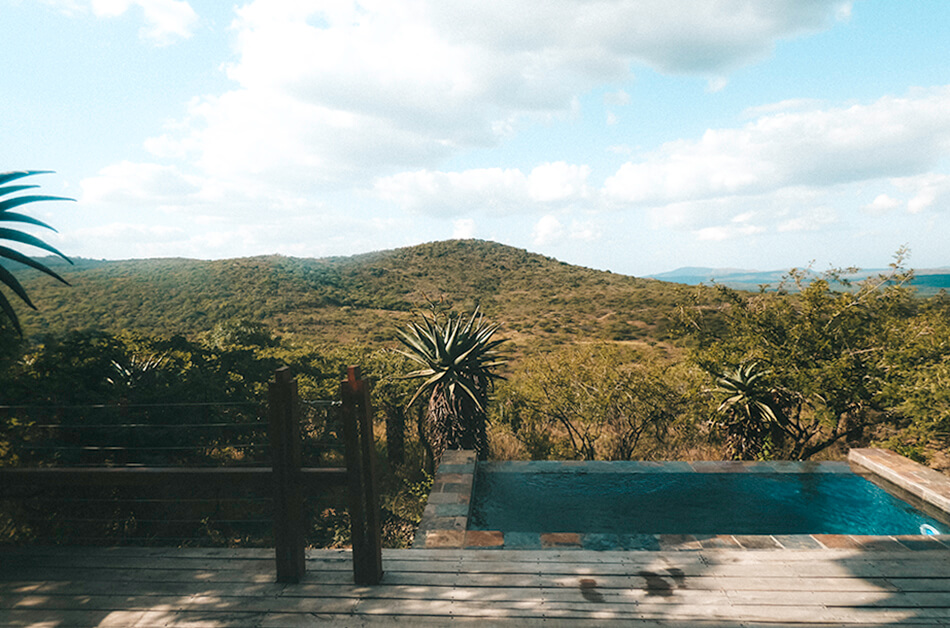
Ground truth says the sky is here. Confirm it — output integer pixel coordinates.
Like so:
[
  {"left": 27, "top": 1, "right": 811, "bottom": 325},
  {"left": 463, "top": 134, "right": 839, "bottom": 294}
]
[{"left": 3, "top": 0, "right": 950, "bottom": 277}]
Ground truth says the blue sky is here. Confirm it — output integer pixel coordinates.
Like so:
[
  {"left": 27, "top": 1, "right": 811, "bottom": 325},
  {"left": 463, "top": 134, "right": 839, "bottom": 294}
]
[{"left": 4, "top": 0, "right": 950, "bottom": 276}]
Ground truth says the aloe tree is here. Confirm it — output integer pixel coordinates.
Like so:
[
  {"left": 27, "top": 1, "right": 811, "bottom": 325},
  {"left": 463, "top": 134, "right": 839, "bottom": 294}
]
[
  {"left": 396, "top": 306, "right": 506, "bottom": 461},
  {"left": 0, "top": 171, "right": 73, "bottom": 334},
  {"left": 712, "top": 361, "right": 789, "bottom": 460}
]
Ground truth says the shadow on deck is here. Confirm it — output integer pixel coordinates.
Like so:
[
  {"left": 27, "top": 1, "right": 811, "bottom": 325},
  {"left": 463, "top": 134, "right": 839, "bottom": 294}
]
[{"left": 3, "top": 545, "right": 950, "bottom": 626}]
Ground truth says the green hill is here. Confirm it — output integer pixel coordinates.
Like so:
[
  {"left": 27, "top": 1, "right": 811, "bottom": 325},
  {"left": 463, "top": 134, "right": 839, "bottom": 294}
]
[{"left": 13, "top": 240, "right": 694, "bottom": 350}]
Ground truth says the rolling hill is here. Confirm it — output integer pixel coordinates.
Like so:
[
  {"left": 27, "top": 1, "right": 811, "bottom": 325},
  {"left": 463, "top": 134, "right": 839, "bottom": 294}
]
[{"left": 12, "top": 240, "right": 699, "bottom": 350}]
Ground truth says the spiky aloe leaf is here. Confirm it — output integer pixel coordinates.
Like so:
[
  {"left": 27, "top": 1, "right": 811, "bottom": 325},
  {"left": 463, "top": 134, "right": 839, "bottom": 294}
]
[
  {"left": 0, "top": 229, "right": 71, "bottom": 262},
  {"left": 0, "top": 171, "right": 73, "bottom": 334},
  {"left": 396, "top": 306, "right": 507, "bottom": 410},
  {"left": 0, "top": 246, "right": 70, "bottom": 285},
  {"left": 0, "top": 171, "right": 54, "bottom": 186},
  {"left": 0, "top": 195, "right": 73, "bottom": 214}
]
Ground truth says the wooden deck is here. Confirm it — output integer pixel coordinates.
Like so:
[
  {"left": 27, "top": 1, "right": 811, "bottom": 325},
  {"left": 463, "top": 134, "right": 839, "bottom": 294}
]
[{"left": 3, "top": 545, "right": 950, "bottom": 626}]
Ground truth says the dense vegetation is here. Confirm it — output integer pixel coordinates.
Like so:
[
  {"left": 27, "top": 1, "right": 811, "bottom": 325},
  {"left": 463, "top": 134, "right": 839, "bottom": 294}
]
[
  {"left": 0, "top": 319, "right": 430, "bottom": 547},
  {"left": 13, "top": 240, "right": 691, "bottom": 350},
  {"left": 674, "top": 255, "right": 950, "bottom": 464},
  {"left": 4, "top": 240, "right": 950, "bottom": 547}
]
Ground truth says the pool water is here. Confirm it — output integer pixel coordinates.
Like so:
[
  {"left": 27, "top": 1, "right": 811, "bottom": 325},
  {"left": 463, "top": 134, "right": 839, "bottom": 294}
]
[{"left": 468, "top": 463, "right": 950, "bottom": 536}]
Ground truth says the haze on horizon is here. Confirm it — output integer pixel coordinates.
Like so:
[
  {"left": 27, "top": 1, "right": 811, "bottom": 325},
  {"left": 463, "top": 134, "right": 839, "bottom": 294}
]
[{"left": 4, "top": 1, "right": 950, "bottom": 277}]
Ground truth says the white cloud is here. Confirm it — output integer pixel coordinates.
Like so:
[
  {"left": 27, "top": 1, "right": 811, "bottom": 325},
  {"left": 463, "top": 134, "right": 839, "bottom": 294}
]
[
  {"left": 45, "top": 0, "right": 198, "bottom": 44},
  {"left": 893, "top": 174, "right": 950, "bottom": 214},
  {"left": 865, "top": 194, "right": 901, "bottom": 214},
  {"left": 605, "top": 87, "right": 950, "bottom": 207},
  {"left": 527, "top": 162, "right": 591, "bottom": 203},
  {"left": 567, "top": 219, "right": 601, "bottom": 242},
  {"left": 374, "top": 168, "right": 528, "bottom": 216},
  {"left": 71, "top": 0, "right": 882, "bottom": 262},
  {"left": 72, "top": 222, "right": 185, "bottom": 241},
  {"left": 695, "top": 223, "right": 765, "bottom": 241},
  {"left": 132, "top": 0, "right": 197, "bottom": 44},
  {"left": 706, "top": 76, "right": 729, "bottom": 93},
  {"left": 533, "top": 215, "right": 564, "bottom": 245},
  {"left": 453, "top": 218, "right": 476, "bottom": 238},
  {"left": 80, "top": 161, "right": 200, "bottom": 206},
  {"left": 427, "top": 1, "right": 851, "bottom": 75},
  {"left": 777, "top": 207, "right": 837, "bottom": 232},
  {"left": 374, "top": 162, "right": 591, "bottom": 215},
  {"left": 604, "top": 89, "right": 631, "bottom": 106},
  {"left": 143, "top": 0, "right": 851, "bottom": 193},
  {"left": 741, "top": 98, "right": 825, "bottom": 119}
]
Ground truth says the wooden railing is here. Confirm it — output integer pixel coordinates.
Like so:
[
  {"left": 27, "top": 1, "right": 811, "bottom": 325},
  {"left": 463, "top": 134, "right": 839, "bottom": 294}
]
[{"left": 0, "top": 366, "right": 383, "bottom": 585}]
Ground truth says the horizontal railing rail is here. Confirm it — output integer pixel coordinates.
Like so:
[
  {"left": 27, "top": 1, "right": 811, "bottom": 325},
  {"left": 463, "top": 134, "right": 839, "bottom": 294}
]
[{"left": 0, "top": 366, "right": 382, "bottom": 585}]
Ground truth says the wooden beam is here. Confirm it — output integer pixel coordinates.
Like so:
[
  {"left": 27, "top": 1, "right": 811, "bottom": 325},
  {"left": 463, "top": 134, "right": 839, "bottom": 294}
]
[
  {"left": 341, "top": 365, "right": 383, "bottom": 585},
  {"left": 268, "top": 366, "right": 306, "bottom": 584},
  {"left": 0, "top": 466, "right": 345, "bottom": 492}
]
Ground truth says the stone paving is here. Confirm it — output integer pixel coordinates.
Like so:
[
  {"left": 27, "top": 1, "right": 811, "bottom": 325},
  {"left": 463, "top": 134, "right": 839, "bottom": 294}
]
[
  {"left": 413, "top": 448, "right": 950, "bottom": 551},
  {"left": 850, "top": 447, "right": 950, "bottom": 513},
  {"left": 412, "top": 449, "right": 476, "bottom": 549}
]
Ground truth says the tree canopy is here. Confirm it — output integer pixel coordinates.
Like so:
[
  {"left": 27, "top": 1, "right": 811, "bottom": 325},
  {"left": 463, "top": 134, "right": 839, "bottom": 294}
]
[{"left": 676, "top": 253, "right": 950, "bottom": 460}]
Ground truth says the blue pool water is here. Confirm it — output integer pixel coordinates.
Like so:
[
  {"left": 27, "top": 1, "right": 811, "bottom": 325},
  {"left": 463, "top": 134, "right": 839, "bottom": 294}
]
[{"left": 468, "top": 463, "right": 950, "bottom": 536}]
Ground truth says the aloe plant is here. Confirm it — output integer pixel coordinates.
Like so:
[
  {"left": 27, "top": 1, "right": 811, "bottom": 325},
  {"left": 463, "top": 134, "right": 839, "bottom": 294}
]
[
  {"left": 0, "top": 171, "right": 73, "bottom": 334},
  {"left": 712, "top": 361, "right": 788, "bottom": 459},
  {"left": 396, "top": 306, "right": 506, "bottom": 460}
]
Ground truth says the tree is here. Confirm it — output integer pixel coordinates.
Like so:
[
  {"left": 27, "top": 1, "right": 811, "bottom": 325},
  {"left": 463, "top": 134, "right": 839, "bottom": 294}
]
[
  {"left": 0, "top": 171, "right": 73, "bottom": 334},
  {"left": 395, "top": 305, "right": 506, "bottom": 461},
  {"left": 677, "top": 253, "right": 921, "bottom": 460},
  {"left": 494, "top": 344, "right": 704, "bottom": 461},
  {"left": 711, "top": 361, "right": 790, "bottom": 460}
]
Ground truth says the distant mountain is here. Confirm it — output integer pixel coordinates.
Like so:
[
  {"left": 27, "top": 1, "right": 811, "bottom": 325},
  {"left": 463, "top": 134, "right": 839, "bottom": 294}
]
[
  {"left": 648, "top": 267, "right": 796, "bottom": 287},
  {"left": 650, "top": 266, "right": 950, "bottom": 294}
]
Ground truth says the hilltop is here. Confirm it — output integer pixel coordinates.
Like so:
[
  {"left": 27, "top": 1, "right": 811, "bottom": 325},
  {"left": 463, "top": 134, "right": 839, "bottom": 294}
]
[{"left": 14, "top": 240, "right": 695, "bottom": 350}]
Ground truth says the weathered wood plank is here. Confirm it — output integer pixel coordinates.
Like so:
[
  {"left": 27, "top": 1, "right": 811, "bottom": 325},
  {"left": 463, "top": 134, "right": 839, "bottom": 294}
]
[{"left": 3, "top": 547, "right": 950, "bottom": 626}]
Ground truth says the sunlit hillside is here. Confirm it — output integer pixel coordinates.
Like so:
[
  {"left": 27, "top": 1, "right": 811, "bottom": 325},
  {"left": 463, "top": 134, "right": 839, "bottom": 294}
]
[{"left": 14, "top": 239, "right": 707, "bottom": 351}]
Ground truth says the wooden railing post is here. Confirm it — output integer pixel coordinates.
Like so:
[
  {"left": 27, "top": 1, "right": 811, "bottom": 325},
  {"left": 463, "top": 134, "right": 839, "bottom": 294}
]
[
  {"left": 268, "top": 366, "right": 305, "bottom": 584},
  {"left": 341, "top": 365, "right": 383, "bottom": 585}
]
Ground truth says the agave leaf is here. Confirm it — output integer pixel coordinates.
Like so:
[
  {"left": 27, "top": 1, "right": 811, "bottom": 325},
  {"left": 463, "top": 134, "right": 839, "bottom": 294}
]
[
  {"left": 453, "top": 342, "right": 483, "bottom": 367},
  {"left": 478, "top": 361, "right": 508, "bottom": 375},
  {"left": 0, "top": 185, "right": 40, "bottom": 197},
  {"left": 0, "top": 228, "right": 71, "bottom": 262},
  {"left": 0, "top": 171, "right": 54, "bottom": 187},
  {"left": 0, "top": 291, "right": 22, "bottom": 335},
  {"left": 391, "top": 347, "right": 430, "bottom": 366},
  {"left": 396, "top": 324, "right": 437, "bottom": 356},
  {"left": 404, "top": 370, "right": 447, "bottom": 409},
  {"left": 0, "top": 264, "right": 36, "bottom": 310},
  {"left": 400, "top": 335, "right": 441, "bottom": 369},
  {"left": 442, "top": 315, "right": 459, "bottom": 347},
  {"left": 0, "top": 195, "right": 75, "bottom": 214},
  {"left": 0, "top": 171, "right": 73, "bottom": 335},
  {"left": 0, "top": 246, "right": 70, "bottom": 285},
  {"left": 399, "top": 367, "right": 438, "bottom": 380},
  {"left": 452, "top": 378, "right": 486, "bottom": 413},
  {"left": 480, "top": 337, "right": 506, "bottom": 353},
  {"left": 0, "top": 211, "right": 58, "bottom": 231},
  {"left": 434, "top": 319, "right": 450, "bottom": 359}
]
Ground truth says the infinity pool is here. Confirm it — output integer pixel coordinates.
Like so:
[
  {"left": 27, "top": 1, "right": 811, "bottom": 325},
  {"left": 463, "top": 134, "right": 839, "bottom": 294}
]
[{"left": 468, "top": 462, "right": 950, "bottom": 536}]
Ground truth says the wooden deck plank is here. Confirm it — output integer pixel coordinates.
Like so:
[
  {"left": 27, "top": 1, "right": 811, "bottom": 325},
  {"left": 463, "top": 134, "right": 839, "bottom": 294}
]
[{"left": 2, "top": 547, "right": 950, "bottom": 626}]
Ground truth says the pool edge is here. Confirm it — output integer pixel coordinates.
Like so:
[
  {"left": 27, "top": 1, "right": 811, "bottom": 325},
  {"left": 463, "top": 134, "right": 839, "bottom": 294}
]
[
  {"left": 411, "top": 449, "right": 477, "bottom": 549},
  {"left": 849, "top": 448, "right": 950, "bottom": 516},
  {"left": 414, "top": 449, "right": 950, "bottom": 551}
]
